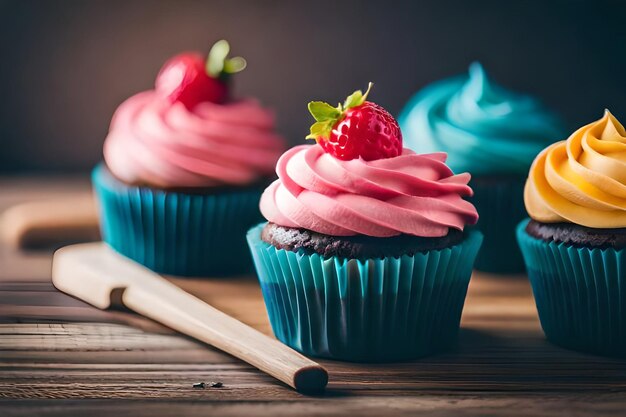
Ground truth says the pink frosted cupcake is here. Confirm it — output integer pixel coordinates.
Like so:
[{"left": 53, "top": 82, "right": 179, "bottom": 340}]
[
  {"left": 247, "top": 84, "right": 482, "bottom": 361},
  {"left": 93, "top": 40, "right": 285, "bottom": 276}
]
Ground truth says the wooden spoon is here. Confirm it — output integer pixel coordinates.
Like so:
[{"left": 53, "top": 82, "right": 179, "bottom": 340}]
[{"left": 52, "top": 242, "right": 328, "bottom": 393}]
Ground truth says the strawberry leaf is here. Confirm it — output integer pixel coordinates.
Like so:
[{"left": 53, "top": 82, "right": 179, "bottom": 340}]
[
  {"left": 206, "top": 40, "right": 247, "bottom": 78},
  {"left": 343, "top": 82, "right": 373, "bottom": 109},
  {"left": 308, "top": 101, "right": 341, "bottom": 122},
  {"left": 305, "top": 120, "right": 333, "bottom": 140},
  {"left": 223, "top": 56, "right": 247, "bottom": 74},
  {"left": 343, "top": 90, "right": 363, "bottom": 109},
  {"left": 207, "top": 40, "right": 230, "bottom": 77}
]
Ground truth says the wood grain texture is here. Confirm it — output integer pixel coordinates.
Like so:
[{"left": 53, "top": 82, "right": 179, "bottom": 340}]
[
  {"left": 1, "top": 176, "right": 626, "bottom": 416},
  {"left": 2, "top": 395, "right": 626, "bottom": 417}
]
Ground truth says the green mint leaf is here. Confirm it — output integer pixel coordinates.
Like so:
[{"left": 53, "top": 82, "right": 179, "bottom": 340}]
[
  {"left": 223, "top": 56, "right": 247, "bottom": 74},
  {"left": 207, "top": 40, "right": 230, "bottom": 77},
  {"left": 308, "top": 101, "right": 341, "bottom": 122},
  {"left": 305, "top": 120, "right": 333, "bottom": 140}
]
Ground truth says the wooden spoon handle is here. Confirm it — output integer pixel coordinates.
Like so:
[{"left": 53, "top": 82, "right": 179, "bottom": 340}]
[{"left": 124, "top": 285, "right": 328, "bottom": 392}]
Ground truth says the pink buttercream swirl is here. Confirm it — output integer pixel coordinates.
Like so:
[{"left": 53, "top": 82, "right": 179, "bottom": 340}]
[
  {"left": 104, "top": 91, "right": 285, "bottom": 188},
  {"left": 260, "top": 145, "right": 479, "bottom": 238}
]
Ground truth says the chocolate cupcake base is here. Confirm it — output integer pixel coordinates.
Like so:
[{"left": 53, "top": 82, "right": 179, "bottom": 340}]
[
  {"left": 525, "top": 219, "right": 626, "bottom": 249},
  {"left": 261, "top": 223, "right": 464, "bottom": 259}
]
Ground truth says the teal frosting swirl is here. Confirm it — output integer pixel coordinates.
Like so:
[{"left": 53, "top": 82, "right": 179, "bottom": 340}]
[{"left": 398, "top": 63, "right": 565, "bottom": 176}]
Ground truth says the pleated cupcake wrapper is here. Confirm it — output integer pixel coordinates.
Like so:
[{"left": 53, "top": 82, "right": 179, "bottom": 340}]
[
  {"left": 471, "top": 177, "right": 527, "bottom": 274},
  {"left": 247, "top": 223, "right": 483, "bottom": 362},
  {"left": 92, "top": 164, "right": 264, "bottom": 277},
  {"left": 517, "top": 219, "right": 626, "bottom": 357}
]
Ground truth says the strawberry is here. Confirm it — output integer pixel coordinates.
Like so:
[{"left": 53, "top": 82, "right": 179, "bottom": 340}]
[
  {"left": 306, "top": 83, "right": 403, "bottom": 161},
  {"left": 155, "top": 40, "right": 246, "bottom": 109}
]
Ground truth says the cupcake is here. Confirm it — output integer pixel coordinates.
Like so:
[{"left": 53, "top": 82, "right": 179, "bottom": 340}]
[
  {"left": 247, "top": 84, "right": 482, "bottom": 362},
  {"left": 518, "top": 110, "right": 626, "bottom": 357},
  {"left": 94, "top": 40, "right": 285, "bottom": 276},
  {"left": 399, "top": 62, "right": 565, "bottom": 273}
]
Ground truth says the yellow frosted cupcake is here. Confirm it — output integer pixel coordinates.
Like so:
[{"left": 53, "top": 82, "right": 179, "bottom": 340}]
[{"left": 517, "top": 110, "right": 626, "bottom": 357}]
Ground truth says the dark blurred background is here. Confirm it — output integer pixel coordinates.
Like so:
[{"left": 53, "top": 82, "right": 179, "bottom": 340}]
[{"left": 1, "top": 0, "right": 626, "bottom": 173}]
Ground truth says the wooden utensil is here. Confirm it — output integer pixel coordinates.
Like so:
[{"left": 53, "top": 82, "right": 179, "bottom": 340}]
[
  {"left": 1, "top": 195, "right": 99, "bottom": 248},
  {"left": 51, "top": 242, "right": 328, "bottom": 393}
]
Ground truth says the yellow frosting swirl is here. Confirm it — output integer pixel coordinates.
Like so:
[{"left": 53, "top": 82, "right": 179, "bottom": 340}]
[{"left": 525, "top": 110, "right": 626, "bottom": 228}]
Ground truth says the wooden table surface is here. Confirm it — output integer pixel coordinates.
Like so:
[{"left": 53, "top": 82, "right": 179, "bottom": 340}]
[{"left": 1, "top": 176, "right": 626, "bottom": 417}]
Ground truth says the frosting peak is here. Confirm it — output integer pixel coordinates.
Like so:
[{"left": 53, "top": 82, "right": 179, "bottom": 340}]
[
  {"left": 525, "top": 110, "right": 626, "bottom": 228},
  {"left": 104, "top": 91, "right": 285, "bottom": 188},
  {"left": 259, "top": 145, "right": 478, "bottom": 238},
  {"left": 460, "top": 63, "right": 512, "bottom": 116},
  {"left": 464, "top": 63, "right": 492, "bottom": 101},
  {"left": 399, "top": 62, "right": 565, "bottom": 175}
]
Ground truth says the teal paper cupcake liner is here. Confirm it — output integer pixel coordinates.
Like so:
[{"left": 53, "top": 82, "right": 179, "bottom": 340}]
[
  {"left": 471, "top": 177, "right": 527, "bottom": 274},
  {"left": 92, "top": 163, "right": 264, "bottom": 277},
  {"left": 517, "top": 219, "right": 626, "bottom": 357},
  {"left": 247, "top": 223, "right": 483, "bottom": 362}
]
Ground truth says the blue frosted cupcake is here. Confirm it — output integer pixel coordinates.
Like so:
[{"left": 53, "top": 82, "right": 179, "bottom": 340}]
[
  {"left": 518, "top": 110, "right": 626, "bottom": 357},
  {"left": 94, "top": 41, "right": 285, "bottom": 276},
  {"left": 247, "top": 85, "right": 482, "bottom": 361},
  {"left": 399, "top": 63, "right": 565, "bottom": 273}
]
